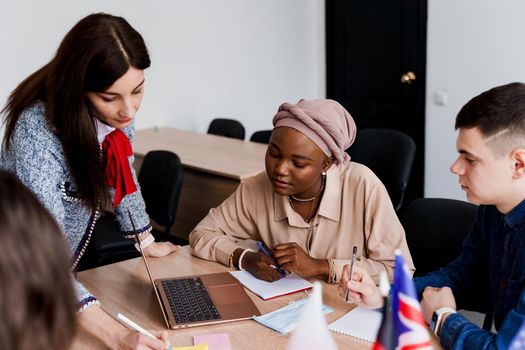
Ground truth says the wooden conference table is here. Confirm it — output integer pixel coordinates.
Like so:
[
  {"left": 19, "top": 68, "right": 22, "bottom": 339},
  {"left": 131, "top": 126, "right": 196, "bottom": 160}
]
[
  {"left": 133, "top": 128, "right": 267, "bottom": 241},
  {"left": 73, "top": 247, "right": 441, "bottom": 349}
]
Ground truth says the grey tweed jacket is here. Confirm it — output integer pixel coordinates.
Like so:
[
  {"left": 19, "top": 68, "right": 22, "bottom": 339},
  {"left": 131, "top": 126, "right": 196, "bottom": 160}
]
[{"left": 0, "top": 102, "right": 151, "bottom": 310}]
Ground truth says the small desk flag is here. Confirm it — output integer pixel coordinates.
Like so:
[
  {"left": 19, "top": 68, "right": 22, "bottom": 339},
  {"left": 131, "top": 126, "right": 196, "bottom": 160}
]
[{"left": 392, "top": 251, "right": 433, "bottom": 350}]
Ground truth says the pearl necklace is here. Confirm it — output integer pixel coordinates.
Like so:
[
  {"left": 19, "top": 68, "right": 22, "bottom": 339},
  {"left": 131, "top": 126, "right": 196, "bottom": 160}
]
[{"left": 288, "top": 175, "right": 326, "bottom": 202}]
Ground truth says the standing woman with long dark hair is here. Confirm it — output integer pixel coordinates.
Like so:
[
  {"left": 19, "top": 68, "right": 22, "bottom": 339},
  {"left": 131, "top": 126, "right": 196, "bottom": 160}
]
[{"left": 1, "top": 13, "right": 175, "bottom": 349}]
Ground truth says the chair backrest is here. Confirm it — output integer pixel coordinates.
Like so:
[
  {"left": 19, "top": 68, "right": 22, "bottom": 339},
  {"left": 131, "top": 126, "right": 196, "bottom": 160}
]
[
  {"left": 138, "top": 150, "right": 184, "bottom": 234},
  {"left": 401, "top": 198, "right": 477, "bottom": 277},
  {"left": 346, "top": 128, "right": 416, "bottom": 211},
  {"left": 207, "top": 118, "right": 245, "bottom": 140},
  {"left": 250, "top": 129, "right": 272, "bottom": 144}
]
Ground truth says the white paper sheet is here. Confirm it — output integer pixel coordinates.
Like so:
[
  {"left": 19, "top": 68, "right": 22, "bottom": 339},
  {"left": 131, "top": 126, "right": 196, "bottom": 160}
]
[{"left": 229, "top": 271, "right": 312, "bottom": 300}]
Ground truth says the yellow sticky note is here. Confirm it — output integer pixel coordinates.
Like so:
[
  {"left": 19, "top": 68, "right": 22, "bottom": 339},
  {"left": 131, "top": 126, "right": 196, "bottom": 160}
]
[{"left": 173, "top": 344, "right": 208, "bottom": 350}]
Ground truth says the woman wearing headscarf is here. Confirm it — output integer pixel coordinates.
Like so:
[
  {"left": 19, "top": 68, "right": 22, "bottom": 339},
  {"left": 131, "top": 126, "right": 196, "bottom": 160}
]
[{"left": 190, "top": 99, "right": 414, "bottom": 284}]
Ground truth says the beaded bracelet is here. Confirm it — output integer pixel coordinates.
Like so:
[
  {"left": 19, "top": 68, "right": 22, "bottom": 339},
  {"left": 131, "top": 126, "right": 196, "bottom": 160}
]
[
  {"left": 327, "top": 258, "right": 337, "bottom": 284},
  {"left": 238, "top": 249, "right": 253, "bottom": 271},
  {"left": 134, "top": 233, "right": 155, "bottom": 252}
]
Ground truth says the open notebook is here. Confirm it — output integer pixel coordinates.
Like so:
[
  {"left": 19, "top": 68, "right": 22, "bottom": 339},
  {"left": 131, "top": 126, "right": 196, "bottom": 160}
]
[{"left": 327, "top": 306, "right": 382, "bottom": 342}]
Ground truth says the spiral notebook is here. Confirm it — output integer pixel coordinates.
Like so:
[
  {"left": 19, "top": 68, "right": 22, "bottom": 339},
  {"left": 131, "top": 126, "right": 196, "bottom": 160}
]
[{"left": 327, "top": 306, "right": 382, "bottom": 342}]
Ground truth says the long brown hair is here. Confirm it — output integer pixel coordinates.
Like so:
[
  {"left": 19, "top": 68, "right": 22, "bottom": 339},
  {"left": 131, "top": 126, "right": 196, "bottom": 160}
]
[
  {"left": 1, "top": 13, "right": 151, "bottom": 208},
  {"left": 0, "top": 170, "right": 76, "bottom": 350}
]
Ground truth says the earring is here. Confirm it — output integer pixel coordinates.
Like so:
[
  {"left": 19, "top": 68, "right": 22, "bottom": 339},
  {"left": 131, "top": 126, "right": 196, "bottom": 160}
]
[{"left": 322, "top": 171, "right": 327, "bottom": 176}]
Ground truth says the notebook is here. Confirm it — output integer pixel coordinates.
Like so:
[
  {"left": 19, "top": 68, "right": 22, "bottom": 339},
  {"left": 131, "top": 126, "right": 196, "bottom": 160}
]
[
  {"left": 327, "top": 306, "right": 382, "bottom": 342},
  {"left": 229, "top": 270, "right": 312, "bottom": 300},
  {"left": 131, "top": 216, "right": 260, "bottom": 329}
]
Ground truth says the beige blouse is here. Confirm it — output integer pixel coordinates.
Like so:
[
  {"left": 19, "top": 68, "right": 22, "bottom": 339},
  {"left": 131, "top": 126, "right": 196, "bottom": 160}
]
[{"left": 189, "top": 162, "right": 414, "bottom": 282}]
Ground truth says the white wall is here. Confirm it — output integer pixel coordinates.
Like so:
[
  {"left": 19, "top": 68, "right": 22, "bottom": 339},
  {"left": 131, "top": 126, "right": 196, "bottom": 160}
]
[
  {"left": 425, "top": 0, "right": 525, "bottom": 199},
  {"left": 4, "top": 1, "right": 525, "bottom": 200},
  {"left": 0, "top": 0, "right": 325, "bottom": 137}
]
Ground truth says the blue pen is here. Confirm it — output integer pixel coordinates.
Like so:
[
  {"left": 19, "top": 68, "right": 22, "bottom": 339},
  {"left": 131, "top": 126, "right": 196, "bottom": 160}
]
[{"left": 256, "top": 241, "right": 286, "bottom": 277}]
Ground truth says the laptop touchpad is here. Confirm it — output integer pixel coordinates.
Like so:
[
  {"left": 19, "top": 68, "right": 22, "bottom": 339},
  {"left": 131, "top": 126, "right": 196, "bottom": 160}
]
[{"left": 209, "top": 285, "right": 251, "bottom": 305}]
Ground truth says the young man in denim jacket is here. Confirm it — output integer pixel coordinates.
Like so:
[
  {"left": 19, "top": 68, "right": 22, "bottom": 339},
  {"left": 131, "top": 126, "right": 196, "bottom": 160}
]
[{"left": 341, "top": 82, "right": 525, "bottom": 349}]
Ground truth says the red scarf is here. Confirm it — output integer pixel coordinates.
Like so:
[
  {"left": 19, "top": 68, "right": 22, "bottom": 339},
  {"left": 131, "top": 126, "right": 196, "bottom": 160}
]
[{"left": 102, "top": 129, "right": 137, "bottom": 208}]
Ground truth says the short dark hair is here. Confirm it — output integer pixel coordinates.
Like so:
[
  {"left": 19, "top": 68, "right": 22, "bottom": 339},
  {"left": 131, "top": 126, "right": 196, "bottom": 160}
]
[
  {"left": 455, "top": 82, "right": 525, "bottom": 155},
  {"left": 0, "top": 170, "right": 76, "bottom": 350}
]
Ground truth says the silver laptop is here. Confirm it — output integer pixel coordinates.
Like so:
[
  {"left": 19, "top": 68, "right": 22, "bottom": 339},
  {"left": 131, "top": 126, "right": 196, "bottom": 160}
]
[{"left": 131, "top": 217, "right": 261, "bottom": 329}]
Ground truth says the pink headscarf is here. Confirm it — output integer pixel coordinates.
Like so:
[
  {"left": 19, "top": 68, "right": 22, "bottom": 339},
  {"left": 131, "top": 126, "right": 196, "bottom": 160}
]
[{"left": 272, "top": 99, "right": 357, "bottom": 164}]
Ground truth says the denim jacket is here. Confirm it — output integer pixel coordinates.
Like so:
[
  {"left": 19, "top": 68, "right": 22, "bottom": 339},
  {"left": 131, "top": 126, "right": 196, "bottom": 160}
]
[
  {"left": 414, "top": 200, "right": 525, "bottom": 349},
  {"left": 0, "top": 103, "right": 151, "bottom": 310}
]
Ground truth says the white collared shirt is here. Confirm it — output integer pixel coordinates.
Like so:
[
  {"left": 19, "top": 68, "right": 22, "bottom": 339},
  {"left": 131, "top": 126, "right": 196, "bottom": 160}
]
[{"left": 93, "top": 117, "right": 116, "bottom": 144}]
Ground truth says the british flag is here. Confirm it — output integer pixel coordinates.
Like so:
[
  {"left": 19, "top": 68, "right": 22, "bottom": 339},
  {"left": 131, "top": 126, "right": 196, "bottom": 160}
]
[{"left": 392, "top": 252, "right": 433, "bottom": 350}]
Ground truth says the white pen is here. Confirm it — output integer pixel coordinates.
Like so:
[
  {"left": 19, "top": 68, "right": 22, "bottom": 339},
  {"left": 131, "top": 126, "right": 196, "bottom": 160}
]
[
  {"left": 117, "top": 313, "right": 173, "bottom": 350},
  {"left": 117, "top": 312, "right": 156, "bottom": 339}
]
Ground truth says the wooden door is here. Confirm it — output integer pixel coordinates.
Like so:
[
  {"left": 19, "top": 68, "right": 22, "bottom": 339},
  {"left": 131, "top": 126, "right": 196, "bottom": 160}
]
[{"left": 326, "top": 0, "right": 427, "bottom": 207}]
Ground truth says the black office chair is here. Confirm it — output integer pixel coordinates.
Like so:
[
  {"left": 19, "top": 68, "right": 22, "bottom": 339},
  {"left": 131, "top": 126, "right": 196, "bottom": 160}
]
[
  {"left": 138, "top": 150, "right": 185, "bottom": 245},
  {"left": 346, "top": 128, "right": 416, "bottom": 212},
  {"left": 401, "top": 198, "right": 477, "bottom": 278},
  {"left": 250, "top": 130, "right": 272, "bottom": 144},
  {"left": 78, "top": 150, "right": 186, "bottom": 271},
  {"left": 401, "top": 197, "right": 493, "bottom": 329},
  {"left": 207, "top": 118, "right": 245, "bottom": 140}
]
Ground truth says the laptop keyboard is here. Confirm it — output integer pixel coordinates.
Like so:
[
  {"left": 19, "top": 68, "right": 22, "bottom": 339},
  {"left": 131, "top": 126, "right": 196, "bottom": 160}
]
[{"left": 161, "top": 277, "right": 221, "bottom": 324}]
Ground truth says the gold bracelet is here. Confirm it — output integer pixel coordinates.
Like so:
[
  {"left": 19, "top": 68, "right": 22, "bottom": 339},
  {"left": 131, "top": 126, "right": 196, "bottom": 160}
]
[
  {"left": 228, "top": 251, "right": 235, "bottom": 269},
  {"left": 327, "top": 258, "right": 336, "bottom": 284}
]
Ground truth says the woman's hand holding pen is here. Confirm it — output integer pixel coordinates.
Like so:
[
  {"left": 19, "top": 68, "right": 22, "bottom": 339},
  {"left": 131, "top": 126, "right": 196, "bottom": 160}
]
[
  {"left": 78, "top": 307, "right": 170, "bottom": 350},
  {"left": 241, "top": 250, "right": 283, "bottom": 282},
  {"left": 338, "top": 265, "right": 383, "bottom": 308},
  {"left": 273, "top": 242, "right": 327, "bottom": 279},
  {"left": 115, "top": 329, "right": 170, "bottom": 350}
]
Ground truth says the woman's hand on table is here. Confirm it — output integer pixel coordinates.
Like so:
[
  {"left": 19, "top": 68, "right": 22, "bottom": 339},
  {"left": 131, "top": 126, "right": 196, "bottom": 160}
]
[{"left": 144, "top": 241, "right": 179, "bottom": 258}]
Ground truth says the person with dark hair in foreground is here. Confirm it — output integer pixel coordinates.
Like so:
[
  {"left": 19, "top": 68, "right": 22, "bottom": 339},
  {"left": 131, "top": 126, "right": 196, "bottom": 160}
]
[{"left": 0, "top": 170, "right": 76, "bottom": 350}]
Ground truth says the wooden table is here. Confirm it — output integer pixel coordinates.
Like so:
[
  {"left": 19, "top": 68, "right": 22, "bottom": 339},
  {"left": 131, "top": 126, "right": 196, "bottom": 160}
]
[
  {"left": 132, "top": 128, "right": 267, "bottom": 241},
  {"left": 73, "top": 247, "right": 441, "bottom": 349}
]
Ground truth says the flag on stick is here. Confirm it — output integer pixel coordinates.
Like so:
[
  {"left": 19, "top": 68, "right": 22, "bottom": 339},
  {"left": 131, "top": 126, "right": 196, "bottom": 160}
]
[{"left": 392, "top": 251, "right": 433, "bottom": 350}]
